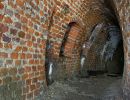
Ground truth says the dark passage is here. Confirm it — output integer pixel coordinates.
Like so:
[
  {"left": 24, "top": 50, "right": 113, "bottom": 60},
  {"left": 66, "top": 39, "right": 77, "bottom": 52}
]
[
  {"left": 44, "top": 1, "right": 125, "bottom": 100},
  {"left": 87, "top": 25, "right": 124, "bottom": 77}
]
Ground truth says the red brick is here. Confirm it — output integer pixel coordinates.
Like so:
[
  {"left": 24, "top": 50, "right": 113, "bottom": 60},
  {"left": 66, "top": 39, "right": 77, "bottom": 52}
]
[
  {"left": 4, "top": 43, "right": 12, "bottom": 49},
  {"left": 0, "top": 2, "right": 4, "bottom": 9},
  {"left": 29, "top": 60, "right": 35, "bottom": 64},
  {"left": 40, "top": 10, "right": 44, "bottom": 16},
  {"left": 22, "top": 73, "right": 28, "bottom": 80},
  {"left": 14, "top": 46, "right": 22, "bottom": 52},
  {"left": 26, "top": 54, "right": 32, "bottom": 59},
  {"left": 30, "top": 84, "right": 36, "bottom": 91},
  {"left": 0, "top": 23, "right": 8, "bottom": 33},
  {"left": 15, "top": 60, "right": 21, "bottom": 66},
  {"left": 11, "top": 53, "right": 18, "bottom": 59},
  {"left": 16, "top": 0, "right": 24, "bottom": 6},
  {"left": 55, "top": 0, "right": 61, "bottom": 6},
  {"left": 28, "top": 28, "right": 34, "bottom": 34},
  {"left": 20, "top": 53, "right": 26, "bottom": 59},
  {"left": 22, "top": 47, "right": 28, "bottom": 52},
  {"left": 24, "top": 67, "right": 31, "bottom": 73},
  {"left": 26, "top": 79, "right": 31, "bottom": 85},
  {"left": 27, "top": 41, "right": 33, "bottom": 47},
  {"left": 0, "top": 14, "right": 4, "bottom": 21},
  {"left": 21, "top": 16, "right": 28, "bottom": 23},
  {"left": 4, "top": 17, "right": 13, "bottom": 23},
  {"left": 0, "top": 52, "right": 8, "bottom": 58},
  {"left": 37, "top": 75, "right": 44, "bottom": 81},
  {"left": 28, "top": 20, "right": 33, "bottom": 27},
  {"left": 22, "top": 25, "right": 28, "bottom": 31},
  {"left": 28, "top": 73, "right": 34, "bottom": 79},
  {"left": 32, "top": 66, "right": 36, "bottom": 72},
  {"left": 0, "top": 43, "right": 3, "bottom": 48}
]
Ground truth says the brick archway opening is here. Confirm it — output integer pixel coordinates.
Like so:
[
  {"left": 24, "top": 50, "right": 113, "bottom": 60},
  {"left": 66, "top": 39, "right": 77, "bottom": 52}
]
[
  {"left": 45, "top": 22, "right": 84, "bottom": 85},
  {"left": 80, "top": 22, "right": 124, "bottom": 78},
  {"left": 103, "top": 0, "right": 125, "bottom": 77}
]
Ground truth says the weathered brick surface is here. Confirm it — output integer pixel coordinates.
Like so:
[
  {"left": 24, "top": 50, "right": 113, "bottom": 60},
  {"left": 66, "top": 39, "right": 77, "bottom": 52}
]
[
  {"left": 0, "top": 0, "right": 47, "bottom": 99},
  {"left": 0, "top": 0, "right": 129, "bottom": 99},
  {"left": 84, "top": 24, "right": 108, "bottom": 71},
  {"left": 45, "top": 0, "right": 111, "bottom": 81},
  {"left": 109, "top": 0, "right": 130, "bottom": 99}
]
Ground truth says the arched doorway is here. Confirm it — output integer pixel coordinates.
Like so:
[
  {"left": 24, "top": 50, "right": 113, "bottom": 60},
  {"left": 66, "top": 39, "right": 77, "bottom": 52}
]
[
  {"left": 45, "top": 22, "right": 84, "bottom": 84},
  {"left": 58, "top": 22, "right": 84, "bottom": 78},
  {"left": 80, "top": 24, "right": 124, "bottom": 77}
]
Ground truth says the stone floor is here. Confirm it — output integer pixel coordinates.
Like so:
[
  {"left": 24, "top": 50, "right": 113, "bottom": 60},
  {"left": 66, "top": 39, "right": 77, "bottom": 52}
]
[{"left": 43, "top": 74, "right": 123, "bottom": 100}]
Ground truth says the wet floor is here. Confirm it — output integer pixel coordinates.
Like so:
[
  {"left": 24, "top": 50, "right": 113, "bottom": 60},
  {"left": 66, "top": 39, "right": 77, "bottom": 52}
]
[{"left": 44, "top": 75, "right": 123, "bottom": 100}]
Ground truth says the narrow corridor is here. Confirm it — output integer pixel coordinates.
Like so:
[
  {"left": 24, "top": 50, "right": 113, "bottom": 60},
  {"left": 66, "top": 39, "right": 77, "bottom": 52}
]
[
  {"left": 0, "top": 0, "right": 130, "bottom": 99},
  {"left": 44, "top": 75, "right": 123, "bottom": 100}
]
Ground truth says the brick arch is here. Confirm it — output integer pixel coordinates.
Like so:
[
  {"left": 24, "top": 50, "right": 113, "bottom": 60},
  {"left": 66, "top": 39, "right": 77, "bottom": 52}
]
[{"left": 59, "top": 21, "right": 84, "bottom": 57}]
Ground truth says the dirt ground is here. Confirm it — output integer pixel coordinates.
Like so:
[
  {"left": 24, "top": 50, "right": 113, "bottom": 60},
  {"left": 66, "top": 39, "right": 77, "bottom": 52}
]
[{"left": 43, "top": 74, "right": 123, "bottom": 100}]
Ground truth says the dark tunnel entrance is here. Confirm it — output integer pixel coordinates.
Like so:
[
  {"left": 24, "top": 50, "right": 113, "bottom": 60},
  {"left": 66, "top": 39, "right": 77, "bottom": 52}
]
[
  {"left": 100, "top": 0, "right": 124, "bottom": 77},
  {"left": 104, "top": 0, "right": 124, "bottom": 77},
  {"left": 80, "top": 25, "right": 124, "bottom": 77},
  {"left": 102, "top": 25, "right": 124, "bottom": 77},
  {"left": 44, "top": 1, "right": 125, "bottom": 100},
  {"left": 80, "top": 2, "right": 124, "bottom": 78}
]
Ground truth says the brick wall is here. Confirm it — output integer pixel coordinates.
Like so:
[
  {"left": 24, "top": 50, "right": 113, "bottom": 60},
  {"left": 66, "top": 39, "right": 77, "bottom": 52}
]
[
  {"left": 47, "top": 0, "right": 111, "bottom": 80},
  {"left": 1, "top": 0, "right": 129, "bottom": 99},
  {"left": 0, "top": 0, "right": 51, "bottom": 99},
  {"left": 0, "top": 0, "right": 108, "bottom": 99},
  {"left": 84, "top": 23, "right": 108, "bottom": 71},
  {"left": 110, "top": 0, "right": 130, "bottom": 99}
]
